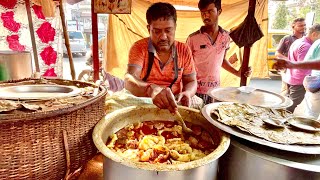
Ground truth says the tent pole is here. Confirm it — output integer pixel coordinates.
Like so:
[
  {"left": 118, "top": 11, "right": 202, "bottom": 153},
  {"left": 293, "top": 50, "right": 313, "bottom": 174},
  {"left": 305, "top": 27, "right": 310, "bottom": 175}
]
[
  {"left": 25, "top": 0, "right": 40, "bottom": 73},
  {"left": 91, "top": 0, "right": 99, "bottom": 82},
  {"left": 59, "top": 0, "right": 76, "bottom": 80},
  {"left": 240, "top": 0, "right": 257, "bottom": 86}
]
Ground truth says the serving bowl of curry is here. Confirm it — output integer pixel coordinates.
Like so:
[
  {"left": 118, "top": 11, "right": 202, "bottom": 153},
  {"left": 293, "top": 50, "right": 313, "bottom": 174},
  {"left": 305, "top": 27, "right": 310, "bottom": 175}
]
[{"left": 93, "top": 105, "right": 230, "bottom": 180}]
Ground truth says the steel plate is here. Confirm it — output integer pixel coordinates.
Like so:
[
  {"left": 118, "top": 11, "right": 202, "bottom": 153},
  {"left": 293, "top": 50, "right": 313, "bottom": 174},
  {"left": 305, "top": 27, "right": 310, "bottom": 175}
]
[
  {"left": 201, "top": 102, "right": 320, "bottom": 154},
  {"left": 208, "top": 87, "right": 292, "bottom": 109},
  {"left": 0, "top": 84, "right": 81, "bottom": 100},
  {"left": 287, "top": 117, "right": 320, "bottom": 132}
]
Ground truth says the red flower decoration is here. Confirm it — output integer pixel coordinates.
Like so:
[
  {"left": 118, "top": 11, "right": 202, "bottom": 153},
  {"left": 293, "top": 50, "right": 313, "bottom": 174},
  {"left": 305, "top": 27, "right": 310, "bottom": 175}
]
[
  {"left": 32, "top": 5, "right": 45, "bottom": 20},
  {"left": 6, "top": 35, "right": 25, "bottom": 51},
  {"left": 40, "top": 46, "right": 57, "bottom": 65},
  {"left": 1, "top": 11, "right": 21, "bottom": 32},
  {"left": 43, "top": 68, "right": 57, "bottom": 77},
  {"left": 36, "top": 22, "right": 56, "bottom": 43},
  {"left": 0, "top": 0, "right": 17, "bottom": 9}
]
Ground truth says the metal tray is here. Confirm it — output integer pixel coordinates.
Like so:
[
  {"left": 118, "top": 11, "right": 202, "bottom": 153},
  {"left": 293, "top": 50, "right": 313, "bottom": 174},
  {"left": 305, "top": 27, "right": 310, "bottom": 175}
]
[
  {"left": 208, "top": 87, "right": 293, "bottom": 109},
  {"left": 201, "top": 102, "right": 320, "bottom": 154},
  {"left": 0, "top": 84, "right": 81, "bottom": 100}
]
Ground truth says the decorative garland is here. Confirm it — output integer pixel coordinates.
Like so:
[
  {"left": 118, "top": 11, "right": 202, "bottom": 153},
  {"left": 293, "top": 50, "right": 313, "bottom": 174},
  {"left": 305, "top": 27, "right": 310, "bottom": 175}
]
[{"left": 0, "top": 0, "right": 62, "bottom": 78}]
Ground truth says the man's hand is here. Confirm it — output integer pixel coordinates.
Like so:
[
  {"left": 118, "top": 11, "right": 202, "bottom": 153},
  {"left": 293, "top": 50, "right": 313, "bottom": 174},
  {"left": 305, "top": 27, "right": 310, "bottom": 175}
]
[
  {"left": 244, "top": 66, "right": 252, "bottom": 77},
  {"left": 147, "top": 85, "right": 177, "bottom": 113},
  {"left": 272, "top": 58, "right": 293, "bottom": 70},
  {"left": 175, "top": 91, "right": 192, "bottom": 107},
  {"left": 237, "top": 66, "right": 252, "bottom": 77}
]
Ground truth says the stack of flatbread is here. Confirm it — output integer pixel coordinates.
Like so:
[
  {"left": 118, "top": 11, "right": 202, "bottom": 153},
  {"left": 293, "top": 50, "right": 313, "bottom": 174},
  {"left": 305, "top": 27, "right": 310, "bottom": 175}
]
[{"left": 211, "top": 103, "right": 320, "bottom": 144}]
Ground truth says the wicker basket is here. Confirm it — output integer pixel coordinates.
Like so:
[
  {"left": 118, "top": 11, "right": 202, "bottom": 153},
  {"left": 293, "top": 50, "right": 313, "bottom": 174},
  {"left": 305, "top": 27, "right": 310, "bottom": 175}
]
[{"left": 0, "top": 79, "right": 107, "bottom": 179}]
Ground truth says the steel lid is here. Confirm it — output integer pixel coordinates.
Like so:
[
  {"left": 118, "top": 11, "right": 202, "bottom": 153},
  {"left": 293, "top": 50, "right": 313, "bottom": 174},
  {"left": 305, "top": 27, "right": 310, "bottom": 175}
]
[
  {"left": 207, "top": 86, "right": 293, "bottom": 109},
  {"left": 0, "top": 84, "right": 81, "bottom": 100}
]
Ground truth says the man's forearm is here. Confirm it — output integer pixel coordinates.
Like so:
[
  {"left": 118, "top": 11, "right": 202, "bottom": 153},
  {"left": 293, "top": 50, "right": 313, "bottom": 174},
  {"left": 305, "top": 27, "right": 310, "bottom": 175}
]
[
  {"left": 275, "top": 51, "right": 287, "bottom": 59},
  {"left": 182, "top": 80, "right": 197, "bottom": 97},
  {"left": 222, "top": 59, "right": 239, "bottom": 77},
  {"left": 292, "top": 60, "right": 320, "bottom": 70},
  {"left": 124, "top": 73, "right": 149, "bottom": 97}
]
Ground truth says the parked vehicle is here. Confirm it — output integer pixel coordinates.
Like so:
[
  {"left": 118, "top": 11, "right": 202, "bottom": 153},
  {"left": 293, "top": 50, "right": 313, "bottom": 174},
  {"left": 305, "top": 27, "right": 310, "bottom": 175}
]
[
  {"left": 63, "top": 31, "right": 87, "bottom": 56},
  {"left": 267, "top": 29, "right": 291, "bottom": 74}
]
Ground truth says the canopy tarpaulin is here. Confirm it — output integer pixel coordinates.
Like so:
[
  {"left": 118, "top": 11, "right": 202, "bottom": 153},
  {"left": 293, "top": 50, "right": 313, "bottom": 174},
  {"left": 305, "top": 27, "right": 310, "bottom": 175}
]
[{"left": 105, "top": 0, "right": 269, "bottom": 87}]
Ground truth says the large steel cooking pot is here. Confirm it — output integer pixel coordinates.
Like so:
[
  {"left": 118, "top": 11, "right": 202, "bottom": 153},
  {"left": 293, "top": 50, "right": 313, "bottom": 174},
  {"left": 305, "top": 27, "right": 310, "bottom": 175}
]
[
  {"left": 93, "top": 105, "right": 230, "bottom": 180},
  {"left": 0, "top": 51, "right": 33, "bottom": 81},
  {"left": 218, "top": 137, "right": 320, "bottom": 180}
]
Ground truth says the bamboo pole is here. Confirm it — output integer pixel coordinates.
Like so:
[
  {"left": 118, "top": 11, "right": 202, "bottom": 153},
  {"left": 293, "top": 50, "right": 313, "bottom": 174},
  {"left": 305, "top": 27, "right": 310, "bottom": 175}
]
[
  {"left": 240, "top": 0, "right": 256, "bottom": 86},
  {"left": 59, "top": 0, "right": 76, "bottom": 80},
  {"left": 91, "top": 0, "right": 99, "bottom": 81},
  {"left": 25, "top": 0, "right": 40, "bottom": 73}
]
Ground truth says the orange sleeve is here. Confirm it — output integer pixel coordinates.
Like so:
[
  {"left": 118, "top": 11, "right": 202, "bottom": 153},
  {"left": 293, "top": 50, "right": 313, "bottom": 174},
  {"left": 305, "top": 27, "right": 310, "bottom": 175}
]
[
  {"left": 128, "top": 40, "right": 146, "bottom": 68},
  {"left": 178, "top": 42, "right": 195, "bottom": 76}
]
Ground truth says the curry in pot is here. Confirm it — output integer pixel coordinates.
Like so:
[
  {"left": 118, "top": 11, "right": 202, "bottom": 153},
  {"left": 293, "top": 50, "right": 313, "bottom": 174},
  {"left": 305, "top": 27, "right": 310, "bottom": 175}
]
[{"left": 106, "top": 120, "right": 219, "bottom": 164}]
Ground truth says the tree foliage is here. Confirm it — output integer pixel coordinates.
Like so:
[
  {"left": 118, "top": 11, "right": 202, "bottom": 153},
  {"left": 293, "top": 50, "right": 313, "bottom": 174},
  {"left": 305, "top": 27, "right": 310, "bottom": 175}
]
[
  {"left": 297, "top": 0, "right": 320, "bottom": 24},
  {"left": 272, "top": 2, "right": 289, "bottom": 29},
  {"left": 271, "top": 0, "right": 320, "bottom": 30}
]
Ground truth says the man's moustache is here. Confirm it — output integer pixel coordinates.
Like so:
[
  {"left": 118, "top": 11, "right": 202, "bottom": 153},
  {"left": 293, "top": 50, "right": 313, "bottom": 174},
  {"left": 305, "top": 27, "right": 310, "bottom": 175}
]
[{"left": 158, "top": 41, "right": 168, "bottom": 44}]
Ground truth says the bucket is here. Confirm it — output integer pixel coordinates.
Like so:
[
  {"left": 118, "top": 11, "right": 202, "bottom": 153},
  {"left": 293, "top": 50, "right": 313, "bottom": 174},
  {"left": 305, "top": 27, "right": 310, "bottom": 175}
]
[{"left": 0, "top": 51, "right": 33, "bottom": 81}]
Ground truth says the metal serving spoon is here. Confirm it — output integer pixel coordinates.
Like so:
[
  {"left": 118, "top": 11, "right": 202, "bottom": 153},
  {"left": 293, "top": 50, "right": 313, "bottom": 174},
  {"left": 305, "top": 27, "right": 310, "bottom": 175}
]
[
  {"left": 262, "top": 117, "right": 287, "bottom": 128},
  {"left": 175, "top": 111, "right": 193, "bottom": 133}
]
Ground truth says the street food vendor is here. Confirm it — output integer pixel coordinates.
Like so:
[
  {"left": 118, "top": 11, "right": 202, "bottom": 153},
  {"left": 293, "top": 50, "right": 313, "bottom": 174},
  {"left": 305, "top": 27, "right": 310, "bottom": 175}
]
[{"left": 124, "top": 2, "right": 199, "bottom": 113}]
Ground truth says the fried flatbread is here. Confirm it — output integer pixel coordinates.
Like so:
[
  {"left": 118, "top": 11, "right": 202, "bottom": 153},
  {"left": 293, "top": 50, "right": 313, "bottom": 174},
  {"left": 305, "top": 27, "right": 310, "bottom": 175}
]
[{"left": 211, "top": 103, "right": 320, "bottom": 144}]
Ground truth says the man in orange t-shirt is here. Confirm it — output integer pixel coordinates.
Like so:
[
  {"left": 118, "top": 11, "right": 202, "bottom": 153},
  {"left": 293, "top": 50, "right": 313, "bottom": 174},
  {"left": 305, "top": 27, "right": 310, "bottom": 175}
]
[{"left": 124, "top": 2, "right": 198, "bottom": 113}]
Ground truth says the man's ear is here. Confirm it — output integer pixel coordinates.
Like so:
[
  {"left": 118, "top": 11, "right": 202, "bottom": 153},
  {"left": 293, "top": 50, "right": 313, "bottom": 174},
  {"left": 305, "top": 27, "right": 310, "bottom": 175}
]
[
  {"left": 218, "top": 9, "right": 222, "bottom": 15},
  {"left": 147, "top": 24, "right": 150, "bottom": 33}
]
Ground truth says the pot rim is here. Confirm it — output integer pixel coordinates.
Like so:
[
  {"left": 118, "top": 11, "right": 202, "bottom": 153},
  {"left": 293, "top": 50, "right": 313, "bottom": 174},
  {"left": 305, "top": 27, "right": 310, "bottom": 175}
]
[{"left": 93, "top": 105, "right": 230, "bottom": 171}]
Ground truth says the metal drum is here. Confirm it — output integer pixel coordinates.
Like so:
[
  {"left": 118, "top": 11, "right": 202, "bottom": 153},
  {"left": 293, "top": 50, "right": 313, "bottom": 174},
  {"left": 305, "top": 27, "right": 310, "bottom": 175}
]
[
  {"left": 0, "top": 51, "right": 33, "bottom": 81},
  {"left": 218, "top": 137, "right": 320, "bottom": 180}
]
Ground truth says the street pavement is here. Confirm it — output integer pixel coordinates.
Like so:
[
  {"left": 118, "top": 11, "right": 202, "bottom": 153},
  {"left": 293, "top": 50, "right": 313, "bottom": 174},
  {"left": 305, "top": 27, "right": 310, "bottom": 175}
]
[
  {"left": 63, "top": 56, "right": 282, "bottom": 94},
  {"left": 63, "top": 54, "right": 89, "bottom": 80}
]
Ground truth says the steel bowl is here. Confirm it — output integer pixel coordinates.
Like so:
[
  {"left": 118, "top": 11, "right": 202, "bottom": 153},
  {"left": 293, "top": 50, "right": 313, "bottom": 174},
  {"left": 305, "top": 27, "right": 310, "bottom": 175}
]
[{"left": 93, "top": 105, "right": 230, "bottom": 180}]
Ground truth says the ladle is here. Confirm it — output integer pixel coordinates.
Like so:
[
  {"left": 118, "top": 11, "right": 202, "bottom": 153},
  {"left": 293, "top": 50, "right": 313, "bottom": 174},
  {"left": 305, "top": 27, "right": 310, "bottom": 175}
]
[{"left": 175, "top": 111, "right": 193, "bottom": 133}]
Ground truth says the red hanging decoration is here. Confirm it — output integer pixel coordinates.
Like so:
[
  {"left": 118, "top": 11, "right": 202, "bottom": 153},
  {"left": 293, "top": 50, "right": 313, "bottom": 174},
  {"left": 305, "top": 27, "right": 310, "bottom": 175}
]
[
  {"left": 43, "top": 68, "right": 57, "bottom": 77},
  {"left": 40, "top": 46, "right": 57, "bottom": 66},
  {"left": 36, "top": 22, "right": 56, "bottom": 43},
  {"left": 6, "top": 34, "right": 25, "bottom": 51},
  {"left": 32, "top": 5, "right": 45, "bottom": 20},
  {"left": 0, "top": 0, "right": 17, "bottom": 9},
  {"left": 40, "top": 46, "right": 57, "bottom": 65},
  {"left": 1, "top": 11, "right": 21, "bottom": 32}
]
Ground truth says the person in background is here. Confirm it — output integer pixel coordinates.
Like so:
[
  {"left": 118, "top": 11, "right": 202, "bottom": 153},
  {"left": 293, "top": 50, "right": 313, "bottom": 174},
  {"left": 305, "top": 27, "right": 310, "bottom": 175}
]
[
  {"left": 281, "top": 24, "right": 320, "bottom": 113},
  {"left": 124, "top": 2, "right": 198, "bottom": 113},
  {"left": 186, "top": 0, "right": 251, "bottom": 104},
  {"left": 87, "top": 37, "right": 106, "bottom": 66},
  {"left": 275, "top": 18, "right": 306, "bottom": 95},
  {"left": 88, "top": 36, "right": 125, "bottom": 92},
  {"left": 275, "top": 18, "right": 306, "bottom": 59},
  {"left": 274, "top": 39, "right": 320, "bottom": 118}
]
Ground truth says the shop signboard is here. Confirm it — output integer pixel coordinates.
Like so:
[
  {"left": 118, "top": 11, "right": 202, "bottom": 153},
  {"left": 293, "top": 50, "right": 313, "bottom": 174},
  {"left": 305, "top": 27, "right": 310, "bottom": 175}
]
[{"left": 94, "top": 0, "right": 132, "bottom": 14}]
